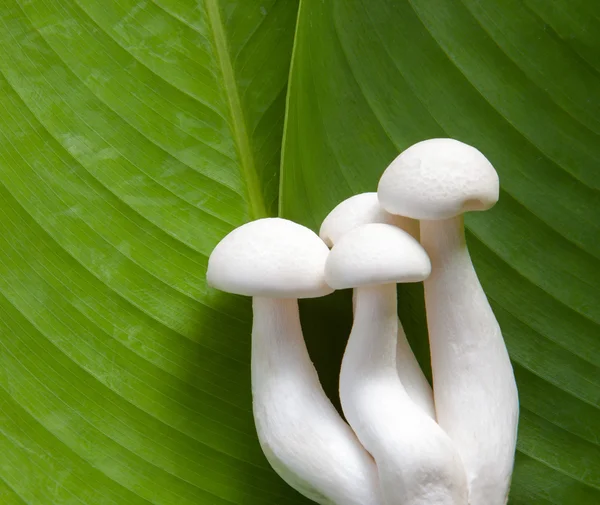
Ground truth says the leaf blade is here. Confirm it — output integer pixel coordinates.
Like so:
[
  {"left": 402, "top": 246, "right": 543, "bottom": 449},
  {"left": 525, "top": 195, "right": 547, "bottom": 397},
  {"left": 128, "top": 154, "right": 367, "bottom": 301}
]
[
  {"left": 0, "top": 0, "right": 305, "bottom": 503},
  {"left": 281, "top": 1, "right": 600, "bottom": 503}
]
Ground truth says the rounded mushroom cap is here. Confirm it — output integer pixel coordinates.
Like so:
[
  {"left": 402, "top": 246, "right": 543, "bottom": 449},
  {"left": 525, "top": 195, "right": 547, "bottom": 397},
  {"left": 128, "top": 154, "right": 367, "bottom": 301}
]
[
  {"left": 319, "top": 192, "right": 418, "bottom": 247},
  {"left": 325, "top": 223, "right": 431, "bottom": 289},
  {"left": 207, "top": 218, "right": 333, "bottom": 298},
  {"left": 378, "top": 138, "right": 499, "bottom": 220}
]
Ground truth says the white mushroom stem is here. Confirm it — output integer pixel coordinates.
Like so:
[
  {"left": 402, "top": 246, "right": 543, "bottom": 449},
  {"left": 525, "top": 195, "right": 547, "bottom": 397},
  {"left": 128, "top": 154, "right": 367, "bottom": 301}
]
[
  {"left": 420, "top": 216, "right": 519, "bottom": 505},
  {"left": 343, "top": 285, "right": 398, "bottom": 380},
  {"left": 351, "top": 291, "right": 435, "bottom": 419},
  {"left": 251, "top": 297, "right": 383, "bottom": 505},
  {"left": 341, "top": 285, "right": 467, "bottom": 505},
  {"left": 395, "top": 323, "right": 435, "bottom": 419}
]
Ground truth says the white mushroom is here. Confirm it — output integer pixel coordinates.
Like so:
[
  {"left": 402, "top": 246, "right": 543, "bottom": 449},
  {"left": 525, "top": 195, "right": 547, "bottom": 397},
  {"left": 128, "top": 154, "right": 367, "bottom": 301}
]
[
  {"left": 320, "top": 192, "right": 435, "bottom": 419},
  {"left": 378, "top": 138, "right": 519, "bottom": 505},
  {"left": 319, "top": 192, "right": 419, "bottom": 246},
  {"left": 325, "top": 223, "right": 468, "bottom": 505},
  {"left": 207, "top": 218, "right": 383, "bottom": 505}
]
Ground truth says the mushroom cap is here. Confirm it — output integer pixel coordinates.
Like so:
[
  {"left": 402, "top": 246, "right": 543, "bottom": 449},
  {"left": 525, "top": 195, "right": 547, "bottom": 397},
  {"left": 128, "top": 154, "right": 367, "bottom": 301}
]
[
  {"left": 378, "top": 138, "right": 500, "bottom": 220},
  {"left": 207, "top": 218, "right": 333, "bottom": 298},
  {"left": 319, "top": 192, "right": 418, "bottom": 247},
  {"left": 325, "top": 223, "right": 431, "bottom": 289}
]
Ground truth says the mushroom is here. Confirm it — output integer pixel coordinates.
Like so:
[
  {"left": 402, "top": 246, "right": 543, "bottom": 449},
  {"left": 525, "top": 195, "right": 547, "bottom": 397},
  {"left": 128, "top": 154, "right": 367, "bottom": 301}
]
[
  {"left": 207, "top": 218, "right": 383, "bottom": 505},
  {"left": 378, "top": 138, "right": 519, "bottom": 505},
  {"left": 319, "top": 192, "right": 419, "bottom": 246},
  {"left": 320, "top": 193, "right": 435, "bottom": 419},
  {"left": 325, "top": 223, "right": 468, "bottom": 505}
]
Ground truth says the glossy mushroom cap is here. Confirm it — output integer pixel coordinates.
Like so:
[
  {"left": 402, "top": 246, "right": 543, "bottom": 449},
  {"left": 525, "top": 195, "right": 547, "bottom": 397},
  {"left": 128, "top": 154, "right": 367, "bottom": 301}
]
[
  {"left": 324, "top": 223, "right": 431, "bottom": 289},
  {"left": 207, "top": 218, "right": 333, "bottom": 298},
  {"left": 319, "top": 192, "right": 417, "bottom": 247},
  {"left": 378, "top": 139, "right": 500, "bottom": 220}
]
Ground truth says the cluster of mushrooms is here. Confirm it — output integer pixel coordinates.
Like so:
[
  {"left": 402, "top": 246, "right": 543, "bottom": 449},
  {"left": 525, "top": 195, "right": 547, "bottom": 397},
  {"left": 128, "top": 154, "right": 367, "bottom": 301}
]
[{"left": 207, "top": 139, "right": 519, "bottom": 505}]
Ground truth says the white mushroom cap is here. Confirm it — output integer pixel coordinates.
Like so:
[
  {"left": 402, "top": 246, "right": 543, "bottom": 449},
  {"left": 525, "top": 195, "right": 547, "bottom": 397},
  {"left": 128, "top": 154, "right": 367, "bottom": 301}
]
[
  {"left": 325, "top": 223, "right": 431, "bottom": 289},
  {"left": 319, "top": 192, "right": 418, "bottom": 246},
  {"left": 207, "top": 218, "right": 333, "bottom": 298},
  {"left": 378, "top": 139, "right": 500, "bottom": 220}
]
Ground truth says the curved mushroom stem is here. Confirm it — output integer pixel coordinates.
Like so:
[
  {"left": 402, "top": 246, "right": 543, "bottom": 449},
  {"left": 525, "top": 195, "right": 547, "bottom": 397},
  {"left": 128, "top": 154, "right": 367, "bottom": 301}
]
[
  {"left": 341, "top": 285, "right": 467, "bottom": 505},
  {"left": 251, "top": 297, "right": 383, "bottom": 505},
  {"left": 351, "top": 291, "right": 435, "bottom": 419},
  {"left": 396, "top": 319, "right": 435, "bottom": 419},
  {"left": 420, "top": 216, "right": 519, "bottom": 505}
]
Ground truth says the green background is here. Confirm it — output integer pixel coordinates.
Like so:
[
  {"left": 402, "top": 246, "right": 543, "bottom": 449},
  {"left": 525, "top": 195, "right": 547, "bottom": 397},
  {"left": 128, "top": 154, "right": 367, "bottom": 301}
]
[{"left": 0, "top": 0, "right": 598, "bottom": 504}]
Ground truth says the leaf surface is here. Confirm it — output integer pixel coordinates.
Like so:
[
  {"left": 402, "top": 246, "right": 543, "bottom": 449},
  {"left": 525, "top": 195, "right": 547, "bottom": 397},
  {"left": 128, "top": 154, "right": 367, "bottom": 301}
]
[
  {"left": 281, "top": 1, "right": 600, "bottom": 504},
  {"left": 0, "top": 0, "right": 306, "bottom": 503}
]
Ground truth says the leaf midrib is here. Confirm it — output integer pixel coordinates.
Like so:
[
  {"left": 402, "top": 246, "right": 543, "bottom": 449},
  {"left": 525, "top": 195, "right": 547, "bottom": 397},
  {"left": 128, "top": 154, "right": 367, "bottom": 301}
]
[{"left": 205, "top": 0, "right": 267, "bottom": 220}]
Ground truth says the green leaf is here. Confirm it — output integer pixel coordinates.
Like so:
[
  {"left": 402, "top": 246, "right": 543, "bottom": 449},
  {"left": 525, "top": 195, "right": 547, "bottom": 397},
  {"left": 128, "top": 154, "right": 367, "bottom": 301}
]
[
  {"left": 281, "top": 1, "right": 600, "bottom": 504},
  {"left": 1, "top": 0, "right": 598, "bottom": 503},
  {"left": 0, "top": 0, "right": 306, "bottom": 503}
]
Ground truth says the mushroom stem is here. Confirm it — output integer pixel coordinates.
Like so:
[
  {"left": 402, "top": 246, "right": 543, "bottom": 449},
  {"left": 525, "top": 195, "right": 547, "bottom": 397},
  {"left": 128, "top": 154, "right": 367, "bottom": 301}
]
[
  {"left": 341, "top": 285, "right": 467, "bottom": 505},
  {"left": 345, "top": 285, "right": 398, "bottom": 377},
  {"left": 251, "top": 297, "right": 383, "bottom": 505},
  {"left": 395, "top": 323, "right": 435, "bottom": 419},
  {"left": 350, "top": 291, "right": 435, "bottom": 419},
  {"left": 420, "top": 216, "right": 519, "bottom": 505},
  {"left": 251, "top": 298, "right": 313, "bottom": 386}
]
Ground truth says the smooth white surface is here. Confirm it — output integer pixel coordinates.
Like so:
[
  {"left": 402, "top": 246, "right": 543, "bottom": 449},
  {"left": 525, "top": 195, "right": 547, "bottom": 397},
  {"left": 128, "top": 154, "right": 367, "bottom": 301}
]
[
  {"left": 319, "top": 192, "right": 418, "bottom": 246},
  {"left": 395, "top": 324, "right": 436, "bottom": 420},
  {"left": 378, "top": 139, "right": 499, "bottom": 220},
  {"left": 340, "top": 285, "right": 468, "bottom": 505},
  {"left": 350, "top": 290, "right": 436, "bottom": 420},
  {"left": 324, "top": 223, "right": 431, "bottom": 289},
  {"left": 421, "top": 218, "right": 519, "bottom": 505},
  {"left": 207, "top": 218, "right": 333, "bottom": 299},
  {"left": 252, "top": 297, "right": 384, "bottom": 505}
]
